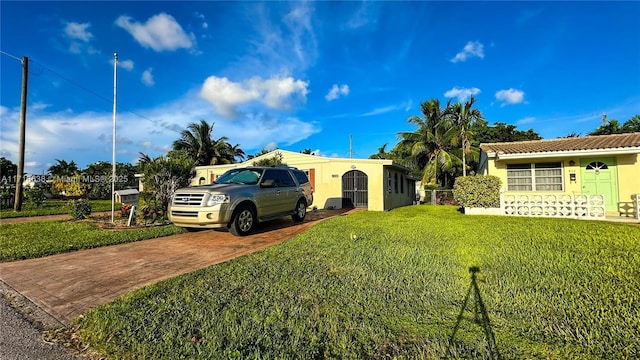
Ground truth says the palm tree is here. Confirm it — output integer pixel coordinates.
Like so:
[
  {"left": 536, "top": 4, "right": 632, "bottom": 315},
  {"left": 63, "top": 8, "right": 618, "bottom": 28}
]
[
  {"left": 397, "top": 99, "right": 459, "bottom": 186},
  {"left": 172, "top": 120, "right": 240, "bottom": 166},
  {"left": 369, "top": 144, "right": 388, "bottom": 159},
  {"left": 230, "top": 144, "right": 246, "bottom": 162},
  {"left": 621, "top": 115, "right": 640, "bottom": 133},
  {"left": 211, "top": 136, "right": 233, "bottom": 165},
  {"left": 589, "top": 118, "right": 622, "bottom": 136},
  {"left": 443, "top": 95, "right": 483, "bottom": 176},
  {"left": 48, "top": 159, "right": 78, "bottom": 177}
]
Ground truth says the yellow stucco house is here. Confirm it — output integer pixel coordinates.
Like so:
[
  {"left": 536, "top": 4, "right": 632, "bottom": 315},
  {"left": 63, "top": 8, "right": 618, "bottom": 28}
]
[
  {"left": 478, "top": 132, "right": 640, "bottom": 216},
  {"left": 193, "top": 150, "right": 418, "bottom": 211}
]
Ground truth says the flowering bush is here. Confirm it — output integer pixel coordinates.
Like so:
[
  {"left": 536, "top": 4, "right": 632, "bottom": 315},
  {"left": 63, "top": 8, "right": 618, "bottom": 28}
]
[{"left": 120, "top": 203, "right": 132, "bottom": 219}]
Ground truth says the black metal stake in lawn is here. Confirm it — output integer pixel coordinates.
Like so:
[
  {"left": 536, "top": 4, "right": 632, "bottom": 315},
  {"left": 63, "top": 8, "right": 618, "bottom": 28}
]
[{"left": 448, "top": 266, "right": 500, "bottom": 360}]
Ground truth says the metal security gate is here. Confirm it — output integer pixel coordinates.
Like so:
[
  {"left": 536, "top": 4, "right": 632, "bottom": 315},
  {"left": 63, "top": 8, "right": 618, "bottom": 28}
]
[{"left": 342, "top": 170, "right": 368, "bottom": 208}]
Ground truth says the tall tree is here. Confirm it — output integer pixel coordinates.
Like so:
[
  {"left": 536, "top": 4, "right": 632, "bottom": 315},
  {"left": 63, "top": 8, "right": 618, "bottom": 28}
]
[
  {"left": 230, "top": 144, "right": 246, "bottom": 162},
  {"left": 471, "top": 120, "right": 541, "bottom": 144},
  {"left": 138, "top": 150, "right": 195, "bottom": 220},
  {"left": 172, "top": 120, "right": 242, "bottom": 166},
  {"left": 48, "top": 159, "right": 78, "bottom": 177},
  {"left": 397, "top": 99, "right": 459, "bottom": 186},
  {"left": 621, "top": 115, "right": 640, "bottom": 133},
  {"left": 48, "top": 159, "right": 81, "bottom": 197},
  {"left": 247, "top": 149, "right": 272, "bottom": 160},
  {"left": 0, "top": 157, "right": 17, "bottom": 181},
  {"left": 369, "top": 144, "right": 388, "bottom": 159},
  {"left": 589, "top": 118, "right": 622, "bottom": 135},
  {"left": 443, "top": 95, "right": 483, "bottom": 176}
]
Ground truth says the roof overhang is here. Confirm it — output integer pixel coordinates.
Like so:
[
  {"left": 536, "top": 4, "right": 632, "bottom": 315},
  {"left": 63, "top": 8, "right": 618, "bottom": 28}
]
[{"left": 485, "top": 147, "right": 640, "bottom": 161}]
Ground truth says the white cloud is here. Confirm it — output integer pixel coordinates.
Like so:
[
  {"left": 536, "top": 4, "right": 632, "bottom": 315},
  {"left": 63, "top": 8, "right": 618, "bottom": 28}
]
[
  {"left": 118, "top": 59, "right": 134, "bottom": 71},
  {"left": 345, "top": 2, "right": 378, "bottom": 30},
  {"left": 495, "top": 88, "right": 525, "bottom": 106},
  {"left": 64, "top": 22, "right": 93, "bottom": 42},
  {"left": 517, "top": 117, "right": 535, "bottom": 125},
  {"left": 444, "top": 87, "right": 481, "bottom": 102},
  {"left": 63, "top": 22, "right": 99, "bottom": 55},
  {"left": 283, "top": 3, "right": 317, "bottom": 68},
  {"left": 451, "top": 41, "right": 485, "bottom": 63},
  {"left": 356, "top": 100, "right": 412, "bottom": 117},
  {"left": 0, "top": 88, "right": 320, "bottom": 174},
  {"left": 199, "top": 76, "right": 309, "bottom": 117},
  {"left": 115, "top": 13, "right": 195, "bottom": 52},
  {"left": 325, "top": 84, "right": 350, "bottom": 101},
  {"left": 242, "top": 3, "right": 318, "bottom": 76},
  {"left": 142, "top": 68, "right": 154, "bottom": 86}
]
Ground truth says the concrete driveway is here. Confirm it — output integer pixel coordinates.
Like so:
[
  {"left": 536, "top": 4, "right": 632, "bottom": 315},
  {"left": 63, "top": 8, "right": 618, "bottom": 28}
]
[{"left": 0, "top": 209, "right": 352, "bottom": 326}]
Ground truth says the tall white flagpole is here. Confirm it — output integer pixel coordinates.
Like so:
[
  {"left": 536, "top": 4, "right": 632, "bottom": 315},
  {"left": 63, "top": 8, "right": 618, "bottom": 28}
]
[{"left": 111, "top": 53, "right": 118, "bottom": 223}]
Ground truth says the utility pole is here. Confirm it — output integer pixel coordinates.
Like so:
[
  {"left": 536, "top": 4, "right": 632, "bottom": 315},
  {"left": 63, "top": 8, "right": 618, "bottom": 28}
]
[
  {"left": 14, "top": 56, "right": 28, "bottom": 211},
  {"left": 349, "top": 134, "right": 353, "bottom": 159}
]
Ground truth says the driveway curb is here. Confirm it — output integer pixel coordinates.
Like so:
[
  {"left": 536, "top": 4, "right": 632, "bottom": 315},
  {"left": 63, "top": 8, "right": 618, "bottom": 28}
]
[{"left": 0, "top": 280, "right": 66, "bottom": 331}]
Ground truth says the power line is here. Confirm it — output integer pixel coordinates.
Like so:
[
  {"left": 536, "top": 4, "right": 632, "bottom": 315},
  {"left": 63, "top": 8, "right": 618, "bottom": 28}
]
[
  {"left": 0, "top": 50, "right": 23, "bottom": 62},
  {"left": 1, "top": 50, "right": 179, "bottom": 133}
]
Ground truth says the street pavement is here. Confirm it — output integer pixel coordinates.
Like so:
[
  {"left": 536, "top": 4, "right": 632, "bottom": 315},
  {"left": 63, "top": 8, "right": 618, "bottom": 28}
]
[{"left": 0, "top": 295, "right": 79, "bottom": 360}]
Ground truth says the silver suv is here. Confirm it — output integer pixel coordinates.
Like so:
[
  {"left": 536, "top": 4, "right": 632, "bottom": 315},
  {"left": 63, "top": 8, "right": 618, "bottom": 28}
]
[{"left": 168, "top": 166, "right": 313, "bottom": 236}]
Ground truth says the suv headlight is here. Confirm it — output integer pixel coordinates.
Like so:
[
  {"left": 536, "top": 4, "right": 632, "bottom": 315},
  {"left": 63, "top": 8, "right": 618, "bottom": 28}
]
[{"left": 207, "top": 194, "right": 229, "bottom": 207}]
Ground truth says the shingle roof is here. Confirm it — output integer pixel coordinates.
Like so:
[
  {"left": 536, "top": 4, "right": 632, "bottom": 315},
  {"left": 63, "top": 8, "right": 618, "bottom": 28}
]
[
  {"left": 115, "top": 189, "right": 139, "bottom": 195},
  {"left": 480, "top": 132, "right": 640, "bottom": 155}
]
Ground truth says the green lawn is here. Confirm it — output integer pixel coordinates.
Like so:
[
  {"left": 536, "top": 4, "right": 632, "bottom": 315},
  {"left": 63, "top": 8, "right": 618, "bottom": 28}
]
[
  {"left": 76, "top": 206, "right": 640, "bottom": 359},
  {"left": 0, "top": 199, "right": 117, "bottom": 218},
  {"left": 0, "top": 220, "right": 183, "bottom": 261}
]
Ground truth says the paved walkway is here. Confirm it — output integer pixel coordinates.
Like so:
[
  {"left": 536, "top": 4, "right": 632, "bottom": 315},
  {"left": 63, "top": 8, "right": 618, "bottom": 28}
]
[
  {"left": 0, "top": 209, "right": 353, "bottom": 326},
  {"left": 0, "top": 211, "right": 112, "bottom": 224}
]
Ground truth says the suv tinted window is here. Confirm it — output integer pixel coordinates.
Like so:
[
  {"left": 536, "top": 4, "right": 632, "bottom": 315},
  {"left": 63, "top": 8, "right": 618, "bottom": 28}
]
[
  {"left": 291, "top": 169, "right": 310, "bottom": 185},
  {"left": 216, "top": 168, "right": 263, "bottom": 185},
  {"left": 262, "top": 169, "right": 295, "bottom": 187}
]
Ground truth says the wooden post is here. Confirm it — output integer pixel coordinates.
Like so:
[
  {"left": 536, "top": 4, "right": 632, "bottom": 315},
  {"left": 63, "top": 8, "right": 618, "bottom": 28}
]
[{"left": 14, "top": 56, "right": 28, "bottom": 211}]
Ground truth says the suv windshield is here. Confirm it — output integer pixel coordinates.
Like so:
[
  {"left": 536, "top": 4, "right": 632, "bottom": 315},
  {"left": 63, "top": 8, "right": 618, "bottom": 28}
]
[{"left": 215, "top": 168, "right": 263, "bottom": 185}]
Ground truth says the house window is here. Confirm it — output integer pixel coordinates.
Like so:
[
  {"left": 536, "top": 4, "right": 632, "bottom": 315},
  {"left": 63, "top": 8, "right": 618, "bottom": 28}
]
[
  {"left": 507, "top": 162, "right": 563, "bottom": 191},
  {"left": 387, "top": 171, "right": 391, "bottom": 193},
  {"left": 394, "top": 173, "right": 398, "bottom": 193},
  {"left": 586, "top": 162, "right": 608, "bottom": 170}
]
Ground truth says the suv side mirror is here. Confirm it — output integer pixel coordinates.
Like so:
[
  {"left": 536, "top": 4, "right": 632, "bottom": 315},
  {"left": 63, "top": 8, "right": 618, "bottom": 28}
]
[{"left": 260, "top": 179, "right": 276, "bottom": 188}]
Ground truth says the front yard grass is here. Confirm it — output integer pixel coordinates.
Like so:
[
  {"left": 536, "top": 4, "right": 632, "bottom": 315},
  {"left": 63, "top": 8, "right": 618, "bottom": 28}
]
[
  {"left": 0, "top": 199, "right": 116, "bottom": 218},
  {"left": 76, "top": 206, "right": 640, "bottom": 359},
  {"left": 0, "top": 220, "right": 183, "bottom": 261}
]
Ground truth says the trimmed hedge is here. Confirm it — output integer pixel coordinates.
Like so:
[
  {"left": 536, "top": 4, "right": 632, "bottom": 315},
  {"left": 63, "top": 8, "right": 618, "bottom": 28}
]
[{"left": 452, "top": 175, "right": 501, "bottom": 208}]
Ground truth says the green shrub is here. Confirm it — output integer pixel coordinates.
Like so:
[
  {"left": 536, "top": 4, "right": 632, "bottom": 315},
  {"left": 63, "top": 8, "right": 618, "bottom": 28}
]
[
  {"left": 24, "top": 186, "right": 46, "bottom": 208},
  {"left": 453, "top": 175, "right": 501, "bottom": 208},
  {"left": 137, "top": 192, "right": 164, "bottom": 224},
  {"left": 0, "top": 182, "right": 15, "bottom": 208},
  {"left": 67, "top": 198, "right": 92, "bottom": 219}
]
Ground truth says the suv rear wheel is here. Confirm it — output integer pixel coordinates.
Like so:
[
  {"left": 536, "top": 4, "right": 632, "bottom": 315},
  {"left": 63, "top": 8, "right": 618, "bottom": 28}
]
[
  {"left": 229, "top": 205, "right": 255, "bottom": 236},
  {"left": 292, "top": 199, "right": 307, "bottom": 222}
]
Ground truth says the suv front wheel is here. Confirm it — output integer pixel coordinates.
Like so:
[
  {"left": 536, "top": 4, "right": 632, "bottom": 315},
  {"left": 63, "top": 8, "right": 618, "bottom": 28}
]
[
  {"left": 292, "top": 199, "right": 307, "bottom": 222},
  {"left": 229, "top": 205, "right": 255, "bottom": 236}
]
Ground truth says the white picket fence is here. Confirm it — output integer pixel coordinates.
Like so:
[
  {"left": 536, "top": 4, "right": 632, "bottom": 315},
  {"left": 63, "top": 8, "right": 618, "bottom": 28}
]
[{"left": 501, "top": 193, "right": 606, "bottom": 220}]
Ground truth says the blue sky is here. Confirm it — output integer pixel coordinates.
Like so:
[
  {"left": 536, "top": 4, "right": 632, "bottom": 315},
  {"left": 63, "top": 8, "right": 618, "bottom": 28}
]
[{"left": 1, "top": 1, "right": 639, "bottom": 175}]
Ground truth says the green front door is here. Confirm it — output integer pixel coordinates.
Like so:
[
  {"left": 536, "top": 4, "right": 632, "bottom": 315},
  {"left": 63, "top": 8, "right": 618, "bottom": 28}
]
[{"left": 580, "top": 157, "right": 619, "bottom": 212}]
